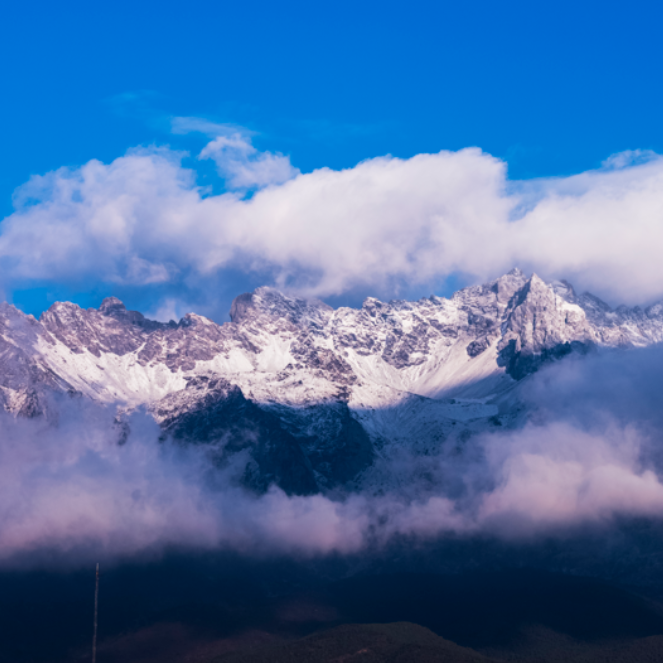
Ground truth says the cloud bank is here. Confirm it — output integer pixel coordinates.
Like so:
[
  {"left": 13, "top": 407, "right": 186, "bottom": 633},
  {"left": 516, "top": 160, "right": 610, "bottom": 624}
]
[
  {"left": 0, "top": 131, "right": 662, "bottom": 309},
  {"left": 3, "top": 346, "right": 663, "bottom": 566}
]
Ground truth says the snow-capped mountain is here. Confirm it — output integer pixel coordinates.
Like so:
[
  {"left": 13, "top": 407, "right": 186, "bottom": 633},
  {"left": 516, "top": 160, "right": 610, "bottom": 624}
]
[{"left": 2, "top": 269, "right": 663, "bottom": 494}]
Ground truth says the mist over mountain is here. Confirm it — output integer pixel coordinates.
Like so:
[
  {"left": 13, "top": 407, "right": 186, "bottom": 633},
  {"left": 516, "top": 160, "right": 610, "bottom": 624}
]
[
  {"left": 2, "top": 269, "right": 663, "bottom": 568},
  {"left": 5, "top": 3, "right": 663, "bottom": 658}
]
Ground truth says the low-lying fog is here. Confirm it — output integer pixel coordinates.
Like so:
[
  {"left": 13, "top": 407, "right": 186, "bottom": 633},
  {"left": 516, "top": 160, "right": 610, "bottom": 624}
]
[{"left": 3, "top": 345, "right": 663, "bottom": 573}]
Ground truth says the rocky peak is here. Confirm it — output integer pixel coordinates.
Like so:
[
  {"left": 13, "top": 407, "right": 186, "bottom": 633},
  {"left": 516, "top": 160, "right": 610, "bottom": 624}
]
[
  {"left": 178, "top": 312, "right": 211, "bottom": 328},
  {"left": 99, "top": 297, "right": 126, "bottom": 316},
  {"left": 229, "top": 292, "right": 255, "bottom": 324},
  {"left": 98, "top": 297, "right": 165, "bottom": 331},
  {"left": 0, "top": 302, "right": 38, "bottom": 330},
  {"left": 361, "top": 297, "right": 385, "bottom": 318},
  {"left": 510, "top": 273, "right": 549, "bottom": 307},
  {"left": 230, "top": 287, "right": 332, "bottom": 329},
  {"left": 502, "top": 273, "right": 590, "bottom": 344},
  {"left": 40, "top": 298, "right": 157, "bottom": 358},
  {"left": 496, "top": 274, "right": 594, "bottom": 378},
  {"left": 41, "top": 300, "right": 82, "bottom": 320},
  {"left": 492, "top": 268, "right": 529, "bottom": 304},
  {"left": 450, "top": 269, "right": 527, "bottom": 312},
  {"left": 40, "top": 301, "right": 87, "bottom": 338}
]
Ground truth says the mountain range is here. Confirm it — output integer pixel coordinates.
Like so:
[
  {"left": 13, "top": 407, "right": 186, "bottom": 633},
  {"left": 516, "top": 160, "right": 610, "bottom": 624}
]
[{"left": 3, "top": 268, "right": 663, "bottom": 495}]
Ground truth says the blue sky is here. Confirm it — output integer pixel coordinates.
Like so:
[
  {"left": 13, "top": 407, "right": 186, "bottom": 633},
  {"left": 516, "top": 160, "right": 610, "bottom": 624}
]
[{"left": 2, "top": 0, "right": 663, "bottom": 320}]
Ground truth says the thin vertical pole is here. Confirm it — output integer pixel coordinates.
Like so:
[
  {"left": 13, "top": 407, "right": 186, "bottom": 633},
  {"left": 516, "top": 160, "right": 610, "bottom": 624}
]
[{"left": 92, "top": 563, "right": 99, "bottom": 663}]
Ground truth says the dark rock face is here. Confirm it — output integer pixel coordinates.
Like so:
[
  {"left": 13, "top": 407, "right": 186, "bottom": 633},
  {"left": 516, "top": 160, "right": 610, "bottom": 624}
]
[
  {"left": 154, "top": 376, "right": 372, "bottom": 495},
  {"left": 229, "top": 292, "right": 255, "bottom": 324},
  {"left": 266, "top": 401, "right": 375, "bottom": 489},
  {"left": 498, "top": 339, "right": 593, "bottom": 380},
  {"left": 156, "top": 376, "right": 318, "bottom": 495},
  {"left": 466, "top": 337, "right": 490, "bottom": 357}
]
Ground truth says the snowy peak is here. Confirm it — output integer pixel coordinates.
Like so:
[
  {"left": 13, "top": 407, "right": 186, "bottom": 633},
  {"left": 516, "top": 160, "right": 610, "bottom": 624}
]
[
  {"left": 500, "top": 273, "right": 593, "bottom": 352},
  {"left": 495, "top": 274, "right": 594, "bottom": 379}
]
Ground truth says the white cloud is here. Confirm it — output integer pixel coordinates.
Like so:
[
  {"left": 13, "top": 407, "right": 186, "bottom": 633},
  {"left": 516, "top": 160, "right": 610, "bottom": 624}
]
[
  {"left": 1, "top": 139, "right": 663, "bottom": 305},
  {"left": 199, "top": 133, "right": 299, "bottom": 189},
  {"left": 1, "top": 148, "right": 195, "bottom": 285},
  {"left": 478, "top": 423, "right": 663, "bottom": 535},
  {"left": 5, "top": 367, "right": 663, "bottom": 563},
  {"left": 170, "top": 116, "right": 240, "bottom": 137},
  {"left": 172, "top": 115, "right": 300, "bottom": 190},
  {"left": 508, "top": 157, "right": 663, "bottom": 302}
]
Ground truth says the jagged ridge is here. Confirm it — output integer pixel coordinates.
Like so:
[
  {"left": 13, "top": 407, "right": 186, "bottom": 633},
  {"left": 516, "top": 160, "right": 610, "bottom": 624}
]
[{"left": 2, "top": 270, "right": 662, "bottom": 494}]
